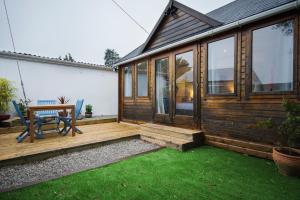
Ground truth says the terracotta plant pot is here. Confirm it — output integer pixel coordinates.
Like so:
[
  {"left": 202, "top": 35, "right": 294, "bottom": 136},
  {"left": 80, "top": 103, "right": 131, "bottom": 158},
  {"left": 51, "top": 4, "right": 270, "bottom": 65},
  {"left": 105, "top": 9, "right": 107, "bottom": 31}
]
[
  {"left": 273, "top": 147, "right": 300, "bottom": 177},
  {"left": 0, "top": 114, "right": 10, "bottom": 122}
]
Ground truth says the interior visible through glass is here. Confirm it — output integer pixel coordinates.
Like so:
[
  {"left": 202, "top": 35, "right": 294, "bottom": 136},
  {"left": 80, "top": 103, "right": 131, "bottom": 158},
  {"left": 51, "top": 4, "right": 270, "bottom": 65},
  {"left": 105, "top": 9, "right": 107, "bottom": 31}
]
[
  {"left": 137, "top": 61, "right": 148, "bottom": 97},
  {"left": 252, "top": 20, "right": 293, "bottom": 92},
  {"left": 208, "top": 37, "right": 235, "bottom": 94},
  {"left": 124, "top": 65, "right": 132, "bottom": 97},
  {"left": 155, "top": 58, "right": 169, "bottom": 114},
  {"left": 175, "top": 51, "right": 193, "bottom": 116}
]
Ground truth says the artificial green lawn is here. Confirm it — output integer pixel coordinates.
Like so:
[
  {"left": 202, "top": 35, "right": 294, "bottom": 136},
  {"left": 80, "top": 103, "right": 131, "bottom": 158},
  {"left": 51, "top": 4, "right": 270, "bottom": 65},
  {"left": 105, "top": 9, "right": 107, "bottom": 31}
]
[{"left": 1, "top": 146, "right": 300, "bottom": 200}]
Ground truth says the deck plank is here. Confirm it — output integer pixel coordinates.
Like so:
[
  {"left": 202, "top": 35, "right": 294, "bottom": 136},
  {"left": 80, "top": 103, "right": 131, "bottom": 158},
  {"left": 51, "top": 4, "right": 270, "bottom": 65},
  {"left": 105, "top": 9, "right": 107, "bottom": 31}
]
[{"left": 0, "top": 123, "right": 140, "bottom": 162}]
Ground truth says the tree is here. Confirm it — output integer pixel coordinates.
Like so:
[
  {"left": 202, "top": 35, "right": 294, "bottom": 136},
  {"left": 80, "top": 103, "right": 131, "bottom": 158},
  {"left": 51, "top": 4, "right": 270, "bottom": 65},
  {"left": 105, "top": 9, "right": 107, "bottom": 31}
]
[
  {"left": 104, "top": 49, "right": 120, "bottom": 67},
  {"left": 58, "top": 53, "right": 75, "bottom": 62}
]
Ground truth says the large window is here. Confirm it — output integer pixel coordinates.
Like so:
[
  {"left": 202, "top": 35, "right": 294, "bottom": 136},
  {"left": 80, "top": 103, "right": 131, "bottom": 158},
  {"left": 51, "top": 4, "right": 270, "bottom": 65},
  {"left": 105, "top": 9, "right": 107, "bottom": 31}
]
[
  {"left": 175, "top": 51, "right": 193, "bottom": 116},
  {"left": 155, "top": 58, "right": 169, "bottom": 114},
  {"left": 208, "top": 37, "right": 235, "bottom": 94},
  {"left": 137, "top": 61, "right": 148, "bottom": 97},
  {"left": 124, "top": 65, "right": 132, "bottom": 97},
  {"left": 252, "top": 20, "right": 294, "bottom": 93}
]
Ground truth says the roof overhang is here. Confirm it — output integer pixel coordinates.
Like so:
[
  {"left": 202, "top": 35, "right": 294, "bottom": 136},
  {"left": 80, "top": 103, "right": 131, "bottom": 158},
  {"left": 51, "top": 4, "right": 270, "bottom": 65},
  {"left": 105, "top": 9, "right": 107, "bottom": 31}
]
[{"left": 116, "top": 0, "right": 300, "bottom": 67}]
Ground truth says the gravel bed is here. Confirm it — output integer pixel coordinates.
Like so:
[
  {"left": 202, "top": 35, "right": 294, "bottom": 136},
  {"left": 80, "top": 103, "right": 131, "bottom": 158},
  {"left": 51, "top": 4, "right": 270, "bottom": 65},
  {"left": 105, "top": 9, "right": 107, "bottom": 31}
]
[{"left": 0, "top": 139, "right": 160, "bottom": 192}]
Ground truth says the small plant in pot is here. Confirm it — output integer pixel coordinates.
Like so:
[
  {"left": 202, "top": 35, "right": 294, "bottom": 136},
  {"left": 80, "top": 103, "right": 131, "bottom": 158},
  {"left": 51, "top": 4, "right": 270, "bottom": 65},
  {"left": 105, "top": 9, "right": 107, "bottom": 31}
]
[
  {"left": 85, "top": 104, "right": 93, "bottom": 118},
  {"left": 257, "top": 99, "right": 300, "bottom": 177},
  {"left": 18, "top": 98, "right": 31, "bottom": 118},
  {"left": 57, "top": 96, "right": 70, "bottom": 117},
  {"left": 0, "top": 78, "right": 15, "bottom": 121}
]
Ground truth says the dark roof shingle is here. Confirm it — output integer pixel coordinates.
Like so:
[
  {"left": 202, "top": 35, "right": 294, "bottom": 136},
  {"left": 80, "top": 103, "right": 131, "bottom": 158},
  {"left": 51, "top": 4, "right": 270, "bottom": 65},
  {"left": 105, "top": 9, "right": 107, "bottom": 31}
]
[{"left": 207, "top": 0, "right": 296, "bottom": 24}]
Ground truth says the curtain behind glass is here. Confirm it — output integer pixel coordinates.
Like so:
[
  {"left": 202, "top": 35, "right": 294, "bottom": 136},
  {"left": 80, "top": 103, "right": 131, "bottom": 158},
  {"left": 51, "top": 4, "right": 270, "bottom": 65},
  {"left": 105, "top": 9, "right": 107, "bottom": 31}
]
[{"left": 155, "top": 58, "right": 169, "bottom": 114}]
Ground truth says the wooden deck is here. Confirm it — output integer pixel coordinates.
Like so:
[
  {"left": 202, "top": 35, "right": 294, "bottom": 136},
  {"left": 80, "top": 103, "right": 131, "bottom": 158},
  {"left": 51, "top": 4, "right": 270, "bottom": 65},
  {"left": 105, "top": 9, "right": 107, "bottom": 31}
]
[{"left": 0, "top": 122, "right": 140, "bottom": 165}]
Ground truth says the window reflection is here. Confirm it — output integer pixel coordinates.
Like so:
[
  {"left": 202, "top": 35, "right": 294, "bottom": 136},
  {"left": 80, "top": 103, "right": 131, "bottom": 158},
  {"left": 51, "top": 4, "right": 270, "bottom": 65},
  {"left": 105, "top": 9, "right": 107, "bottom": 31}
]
[
  {"left": 208, "top": 37, "right": 235, "bottom": 94},
  {"left": 175, "top": 51, "right": 193, "bottom": 116},
  {"left": 252, "top": 20, "right": 293, "bottom": 92},
  {"left": 124, "top": 65, "right": 132, "bottom": 97},
  {"left": 137, "top": 61, "right": 148, "bottom": 97},
  {"left": 155, "top": 58, "right": 169, "bottom": 114}
]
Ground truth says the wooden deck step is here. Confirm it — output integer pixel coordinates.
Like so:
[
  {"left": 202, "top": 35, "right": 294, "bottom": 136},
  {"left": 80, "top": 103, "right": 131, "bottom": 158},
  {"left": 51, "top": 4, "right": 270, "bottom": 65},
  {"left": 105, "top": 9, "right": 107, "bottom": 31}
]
[
  {"left": 140, "top": 131, "right": 195, "bottom": 151},
  {"left": 205, "top": 135, "right": 273, "bottom": 160},
  {"left": 139, "top": 123, "right": 204, "bottom": 151},
  {"left": 140, "top": 123, "right": 203, "bottom": 142}
]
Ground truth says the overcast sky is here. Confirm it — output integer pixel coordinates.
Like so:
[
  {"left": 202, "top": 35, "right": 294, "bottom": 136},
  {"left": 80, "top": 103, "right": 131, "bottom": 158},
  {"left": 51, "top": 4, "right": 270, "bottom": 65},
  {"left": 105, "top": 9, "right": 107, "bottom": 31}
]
[{"left": 0, "top": 0, "right": 234, "bottom": 65}]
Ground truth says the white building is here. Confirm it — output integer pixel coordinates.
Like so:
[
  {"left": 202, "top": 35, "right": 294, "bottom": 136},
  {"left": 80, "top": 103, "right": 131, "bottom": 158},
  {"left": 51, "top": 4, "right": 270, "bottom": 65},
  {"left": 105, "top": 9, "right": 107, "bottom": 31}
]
[{"left": 0, "top": 51, "right": 118, "bottom": 116}]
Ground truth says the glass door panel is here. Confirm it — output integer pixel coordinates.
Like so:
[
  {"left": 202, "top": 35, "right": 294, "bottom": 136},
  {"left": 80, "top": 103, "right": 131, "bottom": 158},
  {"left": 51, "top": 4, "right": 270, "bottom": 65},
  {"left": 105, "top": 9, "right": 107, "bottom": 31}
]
[
  {"left": 155, "top": 58, "right": 169, "bottom": 114},
  {"left": 175, "top": 51, "right": 193, "bottom": 116}
]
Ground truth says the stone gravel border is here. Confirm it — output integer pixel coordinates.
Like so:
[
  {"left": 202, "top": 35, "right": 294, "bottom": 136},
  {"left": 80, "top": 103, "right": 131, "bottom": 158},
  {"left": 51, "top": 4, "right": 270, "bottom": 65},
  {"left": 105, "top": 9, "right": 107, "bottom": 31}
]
[{"left": 0, "top": 139, "right": 161, "bottom": 192}]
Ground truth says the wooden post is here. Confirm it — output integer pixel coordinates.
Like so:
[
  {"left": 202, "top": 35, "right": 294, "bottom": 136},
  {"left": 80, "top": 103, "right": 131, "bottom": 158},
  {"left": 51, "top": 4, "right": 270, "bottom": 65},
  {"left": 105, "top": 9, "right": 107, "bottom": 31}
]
[
  {"left": 29, "top": 109, "right": 34, "bottom": 143},
  {"left": 71, "top": 105, "right": 75, "bottom": 137}
]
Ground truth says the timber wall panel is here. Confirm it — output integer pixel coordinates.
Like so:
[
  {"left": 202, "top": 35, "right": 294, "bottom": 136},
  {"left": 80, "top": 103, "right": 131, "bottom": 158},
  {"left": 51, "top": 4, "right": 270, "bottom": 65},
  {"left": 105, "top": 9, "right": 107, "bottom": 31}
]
[{"left": 120, "top": 11, "right": 300, "bottom": 145}]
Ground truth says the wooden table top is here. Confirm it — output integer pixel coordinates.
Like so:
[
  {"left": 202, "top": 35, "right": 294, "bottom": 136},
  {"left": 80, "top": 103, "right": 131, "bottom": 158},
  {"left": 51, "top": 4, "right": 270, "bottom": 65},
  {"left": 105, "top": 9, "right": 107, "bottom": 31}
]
[{"left": 28, "top": 104, "right": 75, "bottom": 111}]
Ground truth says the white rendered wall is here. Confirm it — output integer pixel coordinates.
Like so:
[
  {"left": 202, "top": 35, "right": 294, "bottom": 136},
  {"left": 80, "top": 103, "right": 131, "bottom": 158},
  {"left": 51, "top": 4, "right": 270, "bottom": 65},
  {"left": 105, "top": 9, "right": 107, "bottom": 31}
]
[{"left": 0, "top": 58, "right": 118, "bottom": 116}]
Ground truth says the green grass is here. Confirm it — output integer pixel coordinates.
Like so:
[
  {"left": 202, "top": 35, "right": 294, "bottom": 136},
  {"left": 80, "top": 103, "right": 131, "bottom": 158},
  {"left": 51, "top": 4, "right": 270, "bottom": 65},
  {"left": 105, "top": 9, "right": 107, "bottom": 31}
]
[{"left": 1, "top": 146, "right": 300, "bottom": 200}]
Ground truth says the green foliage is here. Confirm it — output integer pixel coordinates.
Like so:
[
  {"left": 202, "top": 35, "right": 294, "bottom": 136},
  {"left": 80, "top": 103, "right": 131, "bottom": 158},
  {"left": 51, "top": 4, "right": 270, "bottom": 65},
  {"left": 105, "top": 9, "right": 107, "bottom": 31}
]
[
  {"left": 1, "top": 147, "right": 299, "bottom": 200},
  {"left": 85, "top": 104, "right": 92, "bottom": 113},
  {"left": 278, "top": 99, "right": 300, "bottom": 147},
  {"left": 0, "top": 78, "right": 15, "bottom": 112},
  {"left": 58, "top": 53, "right": 74, "bottom": 62},
  {"left": 104, "top": 49, "right": 120, "bottom": 67},
  {"left": 18, "top": 98, "right": 31, "bottom": 116},
  {"left": 257, "top": 99, "right": 300, "bottom": 147},
  {"left": 256, "top": 118, "right": 274, "bottom": 129}
]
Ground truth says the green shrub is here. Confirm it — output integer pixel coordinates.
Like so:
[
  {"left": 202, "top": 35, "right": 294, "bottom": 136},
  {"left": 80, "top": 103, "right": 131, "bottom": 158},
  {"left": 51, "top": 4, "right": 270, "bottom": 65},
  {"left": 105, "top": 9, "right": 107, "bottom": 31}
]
[
  {"left": 0, "top": 78, "right": 15, "bottom": 112},
  {"left": 85, "top": 104, "right": 93, "bottom": 113},
  {"left": 257, "top": 99, "right": 300, "bottom": 147}
]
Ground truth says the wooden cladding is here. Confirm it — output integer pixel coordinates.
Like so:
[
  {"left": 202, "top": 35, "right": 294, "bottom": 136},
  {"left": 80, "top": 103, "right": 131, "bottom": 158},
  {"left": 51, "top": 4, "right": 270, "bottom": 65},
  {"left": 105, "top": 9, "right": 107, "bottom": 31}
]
[
  {"left": 119, "top": 10, "right": 300, "bottom": 144},
  {"left": 145, "top": 9, "right": 213, "bottom": 51}
]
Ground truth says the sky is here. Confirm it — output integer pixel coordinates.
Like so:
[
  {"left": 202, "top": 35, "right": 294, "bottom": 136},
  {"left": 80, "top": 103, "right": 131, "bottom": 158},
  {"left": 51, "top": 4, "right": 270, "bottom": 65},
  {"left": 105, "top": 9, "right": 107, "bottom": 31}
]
[{"left": 0, "top": 0, "right": 234, "bottom": 65}]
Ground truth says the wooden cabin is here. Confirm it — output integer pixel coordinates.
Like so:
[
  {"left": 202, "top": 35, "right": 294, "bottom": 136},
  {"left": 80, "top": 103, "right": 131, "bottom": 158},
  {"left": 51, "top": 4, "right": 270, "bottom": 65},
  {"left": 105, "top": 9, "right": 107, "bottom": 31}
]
[{"left": 116, "top": 0, "right": 300, "bottom": 147}]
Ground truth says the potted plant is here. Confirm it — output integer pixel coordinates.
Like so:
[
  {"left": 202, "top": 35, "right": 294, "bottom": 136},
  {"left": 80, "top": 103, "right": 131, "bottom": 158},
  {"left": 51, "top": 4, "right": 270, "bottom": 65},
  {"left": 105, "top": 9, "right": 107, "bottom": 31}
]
[
  {"left": 257, "top": 99, "right": 300, "bottom": 177},
  {"left": 57, "top": 96, "right": 70, "bottom": 117},
  {"left": 85, "top": 104, "right": 93, "bottom": 118},
  {"left": 18, "top": 98, "right": 31, "bottom": 118},
  {"left": 0, "top": 78, "right": 15, "bottom": 121}
]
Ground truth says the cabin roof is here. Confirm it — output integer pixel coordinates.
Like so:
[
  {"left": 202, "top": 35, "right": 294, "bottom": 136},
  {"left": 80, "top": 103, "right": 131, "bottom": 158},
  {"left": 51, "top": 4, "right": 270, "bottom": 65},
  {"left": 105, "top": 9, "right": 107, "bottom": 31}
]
[{"left": 117, "top": 0, "right": 296, "bottom": 65}]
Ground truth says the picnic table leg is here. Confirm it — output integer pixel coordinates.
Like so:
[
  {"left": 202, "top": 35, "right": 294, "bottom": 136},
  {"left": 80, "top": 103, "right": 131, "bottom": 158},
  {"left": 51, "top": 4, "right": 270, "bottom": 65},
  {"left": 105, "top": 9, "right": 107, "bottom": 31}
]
[
  {"left": 29, "top": 109, "right": 34, "bottom": 143},
  {"left": 72, "top": 106, "right": 75, "bottom": 137}
]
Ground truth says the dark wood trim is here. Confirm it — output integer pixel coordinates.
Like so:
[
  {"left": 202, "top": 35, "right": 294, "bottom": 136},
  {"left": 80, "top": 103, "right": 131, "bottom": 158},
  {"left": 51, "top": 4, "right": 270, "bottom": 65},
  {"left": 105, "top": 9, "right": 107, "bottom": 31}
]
[
  {"left": 203, "top": 33, "right": 239, "bottom": 100},
  {"left": 118, "top": 67, "right": 122, "bottom": 122},
  {"left": 173, "top": 1, "right": 222, "bottom": 27},
  {"left": 140, "top": 0, "right": 222, "bottom": 53},
  {"left": 246, "top": 15, "right": 299, "bottom": 99}
]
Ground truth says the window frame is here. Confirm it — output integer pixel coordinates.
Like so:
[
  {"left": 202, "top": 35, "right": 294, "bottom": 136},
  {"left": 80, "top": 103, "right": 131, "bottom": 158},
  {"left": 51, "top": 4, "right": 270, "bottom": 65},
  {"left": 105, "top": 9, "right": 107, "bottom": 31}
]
[
  {"left": 247, "top": 16, "right": 298, "bottom": 98},
  {"left": 173, "top": 46, "right": 197, "bottom": 117},
  {"left": 123, "top": 64, "right": 134, "bottom": 100},
  {"left": 135, "top": 59, "right": 150, "bottom": 99},
  {"left": 205, "top": 34, "right": 238, "bottom": 98}
]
